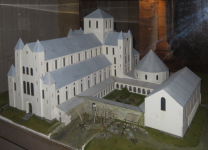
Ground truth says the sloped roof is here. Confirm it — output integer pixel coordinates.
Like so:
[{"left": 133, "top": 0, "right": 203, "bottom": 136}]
[
  {"left": 67, "top": 28, "right": 74, "bottom": 36},
  {"left": 14, "top": 38, "right": 24, "bottom": 50},
  {"left": 146, "top": 67, "right": 201, "bottom": 107},
  {"left": 32, "top": 40, "right": 45, "bottom": 52},
  {"left": 41, "top": 55, "right": 111, "bottom": 90},
  {"left": 104, "top": 32, "right": 128, "bottom": 46},
  {"left": 135, "top": 50, "right": 169, "bottom": 73},
  {"left": 79, "top": 77, "right": 115, "bottom": 96},
  {"left": 7, "top": 65, "right": 15, "bottom": 76},
  {"left": 85, "top": 9, "right": 113, "bottom": 18},
  {"left": 27, "top": 33, "right": 102, "bottom": 61},
  {"left": 133, "top": 48, "right": 139, "bottom": 55},
  {"left": 43, "top": 73, "right": 56, "bottom": 85},
  {"left": 57, "top": 97, "right": 84, "bottom": 113},
  {"left": 118, "top": 31, "right": 125, "bottom": 40},
  {"left": 128, "top": 30, "right": 133, "bottom": 38}
]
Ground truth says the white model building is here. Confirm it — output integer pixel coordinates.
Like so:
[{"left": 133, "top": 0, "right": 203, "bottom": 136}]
[{"left": 7, "top": 9, "right": 201, "bottom": 138}]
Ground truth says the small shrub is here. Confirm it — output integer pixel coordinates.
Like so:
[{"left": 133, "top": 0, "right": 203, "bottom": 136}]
[{"left": 121, "top": 88, "right": 130, "bottom": 98}]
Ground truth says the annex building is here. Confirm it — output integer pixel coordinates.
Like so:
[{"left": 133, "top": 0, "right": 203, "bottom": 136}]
[{"left": 7, "top": 9, "right": 201, "bottom": 138}]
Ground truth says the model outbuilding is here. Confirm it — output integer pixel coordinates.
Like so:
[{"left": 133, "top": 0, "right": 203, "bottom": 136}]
[{"left": 145, "top": 67, "right": 201, "bottom": 137}]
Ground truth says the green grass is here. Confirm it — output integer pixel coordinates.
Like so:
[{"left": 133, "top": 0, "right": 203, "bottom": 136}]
[
  {"left": 85, "top": 134, "right": 155, "bottom": 150},
  {"left": 104, "top": 90, "right": 145, "bottom": 106},
  {"left": 0, "top": 91, "right": 59, "bottom": 135},
  {"left": 145, "top": 106, "right": 208, "bottom": 147},
  {"left": 0, "top": 91, "right": 9, "bottom": 108}
]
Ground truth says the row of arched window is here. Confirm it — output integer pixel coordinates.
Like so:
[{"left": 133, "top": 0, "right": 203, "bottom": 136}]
[
  {"left": 106, "top": 47, "right": 115, "bottom": 55},
  {"left": 145, "top": 75, "right": 159, "bottom": 80},
  {"left": 116, "top": 84, "right": 151, "bottom": 95},
  {"left": 23, "top": 81, "right": 34, "bottom": 96},
  {"left": 23, "top": 67, "right": 33, "bottom": 76},
  {"left": 46, "top": 48, "right": 102, "bottom": 72}
]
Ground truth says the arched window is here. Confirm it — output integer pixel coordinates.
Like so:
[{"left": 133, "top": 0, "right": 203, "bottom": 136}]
[
  {"left": 63, "top": 58, "right": 65, "bottom": 66},
  {"left": 147, "top": 90, "right": 150, "bottom": 95},
  {"left": 106, "top": 47, "right": 108, "bottom": 54},
  {"left": 114, "top": 70, "right": 116, "bottom": 76},
  {"left": 30, "top": 68, "right": 33, "bottom": 76},
  {"left": 42, "top": 90, "right": 44, "bottom": 99},
  {"left": 114, "top": 57, "right": 116, "bottom": 64},
  {"left": 88, "top": 80, "right": 90, "bottom": 88},
  {"left": 96, "top": 21, "right": 98, "bottom": 28},
  {"left": 27, "top": 82, "right": 30, "bottom": 95},
  {"left": 129, "top": 86, "right": 132, "bottom": 91},
  {"left": 120, "top": 84, "right": 123, "bottom": 89},
  {"left": 94, "top": 77, "right": 96, "bottom": 85},
  {"left": 85, "top": 51, "right": 87, "bottom": 59},
  {"left": 23, "top": 66, "right": 25, "bottom": 74},
  {"left": 74, "top": 87, "right": 76, "bottom": 96},
  {"left": 55, "top": 60, "right": 57, "bottom": 69},
  {"left": 133, "top": 87, "right": 136, "bottom": 92},
  {"left": 46, "top": 62, "right": 49, "bottom": 72},
  {"left": 78, "top": 53, "right": 80, "bottom": 61},
  {"left": 23, "top": 81, "right": 26, "bottom": 94},
  {"left": 142, "top": 89, "right": 146, "bottom": 94},
  {"left": 106, "top": 20, "right": 107, "bottom": 28},
  {"left": 100, "top": 74, "right": 102, "bottom": 82},
  {"left": 66, "top": 91, "right": 68, "bottom": 100},
  {"left": 57, "top": 95, "right": 60, "bottom": 105},
  {"left": 14, "top": 82, "right": 16, "bottom": 91},
  {"left": 112, "top": 48, "right": 115, "bottom": 55},
  {"left": 26, "top": 67, "right": 29, "bottom": 75},
  {"left": 71, "top": 56, "right": 73, "bottom": 64},
  {"left": 91, "top": 50, "right": 92, "bottom": 57},
  {"left": 138, "top": 88, "right": 141, "bottom": 93},
  {"left": 89, "top": 20, "right": 91, "bottom": 28},
  {"left": 31, "top": 83, "right": 34, "bottom": 96},
  {"left": 145, "top": 75, "right": 147, "bottom": 80},
  {"left": 81, "top": 84, "right": 83, "bottom": 92},
  {"left": 161, "top": 97, "right": 166, "bottom": 111},
  {"left": 116, "top": 84, "right": 119, "bottom": 89},
  {"left": 156, "top": 75, "right": 158, "bottom": 80}
]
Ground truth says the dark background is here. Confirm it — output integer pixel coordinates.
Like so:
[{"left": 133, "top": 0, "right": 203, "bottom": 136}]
[{"left": 0, "top": 0, "right": 208, "bottom": 92}]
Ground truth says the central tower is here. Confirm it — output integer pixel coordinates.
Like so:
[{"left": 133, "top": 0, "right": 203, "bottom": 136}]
[{"left": 84, "top": 9, "right": 114, "bottom": 44}]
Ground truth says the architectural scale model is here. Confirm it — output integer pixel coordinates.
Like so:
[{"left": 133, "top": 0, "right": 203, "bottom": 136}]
[{"left": 7, "top": 9, "right": 201, "bottom": 138}]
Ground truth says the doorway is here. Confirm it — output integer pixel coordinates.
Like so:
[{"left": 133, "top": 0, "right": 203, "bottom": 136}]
[{"left": 29, "top": 103, "right": 32, "bottom": 113}]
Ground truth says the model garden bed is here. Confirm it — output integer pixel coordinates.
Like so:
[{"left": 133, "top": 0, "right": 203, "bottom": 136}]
[{"left": 104, "top": 88, "right": 146, "bottom": 107}]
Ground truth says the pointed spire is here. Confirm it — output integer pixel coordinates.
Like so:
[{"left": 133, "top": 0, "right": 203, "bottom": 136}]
[
  {"left": 79, "top": 27, "right": 82, "bottom": 30},
  {"left": 32, "top": 40, "right": 45, "bottom": 52},
  {"left": 118, "top": 31, "right": 125, "bottom": 40},
  {"left": 68, "top": 28, "right": 74, "bottom": 36},
  {"left": 14, "top": 38, "right": 24, "bottom": 50},
  {"left": 7, "top": 65, "right": 15, "bottom": 76},
  {"left": 43, "top": 73, "right": 56, "bottom": 85},
  {"left": 128, "top": 29, "right": 133, "bottom": 38}
]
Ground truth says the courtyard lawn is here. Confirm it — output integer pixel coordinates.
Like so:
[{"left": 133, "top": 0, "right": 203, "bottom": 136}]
[
  {"left": 145, "top": 106, "right": 208, "bottom": 147},
  {"left": 104, "top": 89, "right": 146, "bottom": 106}
]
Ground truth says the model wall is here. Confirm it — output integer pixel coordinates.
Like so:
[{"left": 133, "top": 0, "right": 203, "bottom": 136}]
[
  {"left": 134, "top": 70, "right": 169, "bottom": 84},
  {"left": 145, "top": 90, "right": 184, "bottom": 137}
]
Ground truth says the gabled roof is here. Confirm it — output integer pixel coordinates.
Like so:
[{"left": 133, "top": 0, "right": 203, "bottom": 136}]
[
  {"left": 133, "top": 48, "right": 139, "bottom": 56},
  {"left": 27, "top": 33, "right": 102, "bottom": 61},
  {"left": 146, "top": 67, "right": 201, "bottom": 107},
  {"left": 104, "top": 32, "right": 128, "bottom": 46},
  {"left": 118, "top": 31, "right": 125, "bottom": 40},
  {"left": 57, "top": 97, "right": 84, "bottom": 113},
  {"left": 41, "top": 54, "right": 111, "bottom": 90},
  {"left": 43, "top": 73, "right": 56, "bottom": 85},
  {"left": 85, "top": 9, "right": 113, "bottom": 19},
  {"left": 135, "top": 50, "right": 168, "bottom": 73},
  {"left": 14, "top": 38, "right": 24, "bottom": 50},
  {"left": 67, "top": 28, "right": 74, "bottom": 36},
  {"left": 32, "top": 40, "right": 45, "bottom": 52},
  {"left": 7, "top": 65, "right": 15, "bottom": 76},
  {"left": 128, "top": 30, "right": 133, "bottom": 38}
]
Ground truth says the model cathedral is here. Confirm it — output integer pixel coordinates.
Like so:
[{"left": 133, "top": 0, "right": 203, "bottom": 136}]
[{"left": 7, "top": 9, "right": 201, "bottom": 137}]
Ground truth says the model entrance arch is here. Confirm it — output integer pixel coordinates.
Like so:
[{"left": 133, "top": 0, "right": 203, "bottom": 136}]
[{"left": 29, "top": 103, "right": 32, "bottom": 113}]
